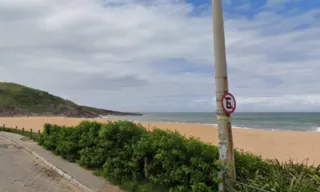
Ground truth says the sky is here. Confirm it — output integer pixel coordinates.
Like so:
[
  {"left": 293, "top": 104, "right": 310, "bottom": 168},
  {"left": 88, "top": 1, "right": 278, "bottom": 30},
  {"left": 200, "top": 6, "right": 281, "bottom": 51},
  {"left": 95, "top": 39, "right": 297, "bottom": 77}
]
[{"left": 0, "top": 0, "right": 319, "bottom": 112}]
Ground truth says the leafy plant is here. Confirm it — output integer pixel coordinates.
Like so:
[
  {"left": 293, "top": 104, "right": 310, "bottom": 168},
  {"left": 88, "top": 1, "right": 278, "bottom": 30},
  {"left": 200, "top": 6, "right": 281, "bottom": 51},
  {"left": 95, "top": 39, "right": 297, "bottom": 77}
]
[
  {"left": 99, "top": 121, "right": 148, "bottom": 183},
  {"left": 36, "top": 120, "right": 320, "bottom": 192}
]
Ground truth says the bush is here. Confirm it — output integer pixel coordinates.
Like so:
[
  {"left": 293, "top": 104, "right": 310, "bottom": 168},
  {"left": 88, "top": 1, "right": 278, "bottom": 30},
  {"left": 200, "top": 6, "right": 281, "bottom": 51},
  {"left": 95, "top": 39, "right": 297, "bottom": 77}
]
[
  {"left": 41, "top": 124, "right": 62, "bottom": 151},
  {"left": 77, "top": 121, "right": 102, "bottom": 149},
  {"left": 99, "top": 121, "right": 148, "bottom": 183},
  {"left": 132, "top": 129, "right": 220, "bottom": 192},
  {"left": 37, "top": 120, "right": 320, "bottom": 192},
  {"left": 55, "top": 127, "right": 80, "bottom": 161},
  {"left": 78, "top": 147, "right": 108, "bottom": 169}
]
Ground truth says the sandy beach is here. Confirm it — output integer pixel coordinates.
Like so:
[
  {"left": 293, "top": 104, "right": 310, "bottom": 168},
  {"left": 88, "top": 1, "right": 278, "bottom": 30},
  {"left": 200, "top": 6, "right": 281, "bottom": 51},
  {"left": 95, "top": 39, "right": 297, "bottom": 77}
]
[{"left": 1, "top": 116, "right": 319, "bottom": 165}]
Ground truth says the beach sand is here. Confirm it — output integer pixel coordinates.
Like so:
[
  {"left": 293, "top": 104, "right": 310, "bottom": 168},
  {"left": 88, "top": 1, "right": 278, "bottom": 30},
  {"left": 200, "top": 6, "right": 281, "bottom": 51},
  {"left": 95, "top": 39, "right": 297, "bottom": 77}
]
[{"left": 1, "top": 116, "right": 319, "bottom": 165}]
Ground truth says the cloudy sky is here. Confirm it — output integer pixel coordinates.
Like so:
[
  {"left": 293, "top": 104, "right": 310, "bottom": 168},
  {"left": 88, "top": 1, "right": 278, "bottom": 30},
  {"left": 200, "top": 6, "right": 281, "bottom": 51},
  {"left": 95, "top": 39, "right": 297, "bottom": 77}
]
[{"left": 0, "top": 0, "right": 319, "bottom": 112}]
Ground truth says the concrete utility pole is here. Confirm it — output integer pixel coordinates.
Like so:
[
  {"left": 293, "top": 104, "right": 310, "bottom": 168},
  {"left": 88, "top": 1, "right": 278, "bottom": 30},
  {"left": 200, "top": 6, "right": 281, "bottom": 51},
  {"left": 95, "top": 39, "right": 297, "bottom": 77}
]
[{"left": 211, "top": 0, "right": 236, "bottom": 191}]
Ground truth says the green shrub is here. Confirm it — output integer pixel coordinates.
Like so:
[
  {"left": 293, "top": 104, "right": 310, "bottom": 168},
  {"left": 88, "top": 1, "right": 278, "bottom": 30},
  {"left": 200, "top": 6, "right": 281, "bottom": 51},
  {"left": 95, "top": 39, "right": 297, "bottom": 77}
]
[
  {"left": 133, "top": 129, "right": 220, "bottom": 191},
  {"left": 72, "top": 121, "right": 107, "bottom": 168},
  {"left": 77, "top": 121, "right": 103, "bottom": 148},
  {"left": 36, "top": 120, "right": 320, "bottom": 192},
  {"left": 99, "top": 121, "right": 148, "bottom": 183},
  {"left": 41, "top": 124, "right": 62, "bottom": 151},
  {"left": 78, "top": 147, "right": 108, "bottom": 169},
  {"left": 54, "top": 127, "right": 80, "bottom": 161}
]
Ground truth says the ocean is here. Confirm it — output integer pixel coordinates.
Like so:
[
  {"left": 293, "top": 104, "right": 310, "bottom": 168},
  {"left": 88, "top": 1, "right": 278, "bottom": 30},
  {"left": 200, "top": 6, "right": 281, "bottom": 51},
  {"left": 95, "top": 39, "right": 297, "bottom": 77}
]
[{"left": 102, "top": 112, "right": 320, "bottom": 132}]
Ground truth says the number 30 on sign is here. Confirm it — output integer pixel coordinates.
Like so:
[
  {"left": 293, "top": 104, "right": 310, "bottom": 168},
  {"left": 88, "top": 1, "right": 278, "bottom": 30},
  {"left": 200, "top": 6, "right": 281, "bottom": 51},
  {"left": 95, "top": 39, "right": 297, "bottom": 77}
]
[{"left": 222, "top": 92, "right": 236, "bottom": 115}]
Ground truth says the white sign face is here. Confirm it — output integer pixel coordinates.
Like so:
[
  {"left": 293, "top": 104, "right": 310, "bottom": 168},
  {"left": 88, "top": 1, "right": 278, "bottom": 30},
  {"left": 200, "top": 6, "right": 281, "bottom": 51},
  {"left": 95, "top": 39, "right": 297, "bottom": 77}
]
[{"left": 222, "top": 93, "right": 236, "bottom": 114}]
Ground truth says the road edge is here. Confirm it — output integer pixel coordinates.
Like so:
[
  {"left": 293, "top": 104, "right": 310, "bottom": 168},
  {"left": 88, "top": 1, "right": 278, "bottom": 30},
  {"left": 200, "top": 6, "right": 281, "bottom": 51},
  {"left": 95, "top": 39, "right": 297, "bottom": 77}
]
[{"left": 1, "top": 135, "right": 94, "bottom": 192}]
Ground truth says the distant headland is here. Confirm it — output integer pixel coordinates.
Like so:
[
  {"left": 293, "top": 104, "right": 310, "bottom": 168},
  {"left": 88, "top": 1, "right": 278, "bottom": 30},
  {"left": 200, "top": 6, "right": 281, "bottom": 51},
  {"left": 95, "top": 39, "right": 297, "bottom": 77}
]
[{"left": 0, "top": 82, "right": 142, "bottom": 118}]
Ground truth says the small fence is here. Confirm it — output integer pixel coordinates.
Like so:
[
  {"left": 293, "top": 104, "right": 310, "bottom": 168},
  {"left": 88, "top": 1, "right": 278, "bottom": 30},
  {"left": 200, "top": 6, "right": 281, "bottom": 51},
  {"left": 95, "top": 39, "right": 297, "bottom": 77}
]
[{"left": 0, "top": 124, "right": 40, "bottom": 141}]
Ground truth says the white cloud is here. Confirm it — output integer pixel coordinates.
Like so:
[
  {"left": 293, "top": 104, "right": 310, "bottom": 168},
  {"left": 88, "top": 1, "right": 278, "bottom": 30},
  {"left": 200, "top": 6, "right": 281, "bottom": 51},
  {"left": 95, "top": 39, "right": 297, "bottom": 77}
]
[
  {"left": 265, "top": 0, "right": 300, "bottom": 8},
  {"left": 0, "top": 0, "right": 319, "bottom": 112}
]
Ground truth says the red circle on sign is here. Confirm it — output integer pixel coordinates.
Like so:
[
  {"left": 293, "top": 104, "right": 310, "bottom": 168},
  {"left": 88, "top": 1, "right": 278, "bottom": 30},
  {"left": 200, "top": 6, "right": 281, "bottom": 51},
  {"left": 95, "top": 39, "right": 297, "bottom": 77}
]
[{"left": 222, "top": 92, "right": 236, "bottom": 115}]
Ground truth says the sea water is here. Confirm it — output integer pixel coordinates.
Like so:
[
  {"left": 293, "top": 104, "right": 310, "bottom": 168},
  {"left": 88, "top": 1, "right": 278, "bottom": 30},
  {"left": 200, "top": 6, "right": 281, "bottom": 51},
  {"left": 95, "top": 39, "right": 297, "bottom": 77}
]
[{"left": 102, "top": 112, "right": 320, "bottom": 132}]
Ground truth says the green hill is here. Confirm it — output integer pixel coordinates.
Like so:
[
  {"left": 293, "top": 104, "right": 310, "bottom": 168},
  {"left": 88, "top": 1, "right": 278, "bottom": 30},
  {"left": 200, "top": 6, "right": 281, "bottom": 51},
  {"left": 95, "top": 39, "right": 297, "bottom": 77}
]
[{"left": 0, "top": 82, "right": 142, "bottom": 117}]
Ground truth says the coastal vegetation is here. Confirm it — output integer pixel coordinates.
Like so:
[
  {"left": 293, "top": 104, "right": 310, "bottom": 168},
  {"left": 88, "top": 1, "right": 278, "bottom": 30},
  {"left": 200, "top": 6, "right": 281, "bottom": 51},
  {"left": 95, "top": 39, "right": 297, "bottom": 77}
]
[{"left": 27, "top": 121, "right": 320, "bottom": 192}]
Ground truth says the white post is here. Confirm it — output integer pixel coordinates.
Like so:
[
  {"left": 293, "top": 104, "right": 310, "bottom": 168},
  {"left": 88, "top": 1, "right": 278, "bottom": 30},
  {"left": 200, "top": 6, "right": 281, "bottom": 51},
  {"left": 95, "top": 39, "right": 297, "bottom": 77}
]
[{"left": 211, "top": 0, "right": 236, "bottom": 191}]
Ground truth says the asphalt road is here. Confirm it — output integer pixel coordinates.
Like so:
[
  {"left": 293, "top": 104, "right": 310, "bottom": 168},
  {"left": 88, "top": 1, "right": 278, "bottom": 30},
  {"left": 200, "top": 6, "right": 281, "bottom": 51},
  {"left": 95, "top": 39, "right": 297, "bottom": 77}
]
[{"left": 0, "top": 137, "right": 81, "bottom": 192}]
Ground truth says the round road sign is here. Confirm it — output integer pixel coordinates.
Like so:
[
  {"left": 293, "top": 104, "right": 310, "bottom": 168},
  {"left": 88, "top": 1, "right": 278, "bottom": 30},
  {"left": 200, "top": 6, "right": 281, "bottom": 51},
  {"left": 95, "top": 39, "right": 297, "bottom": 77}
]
[{"left": 222, "top": 92, "right": 236, "bottom": 115}]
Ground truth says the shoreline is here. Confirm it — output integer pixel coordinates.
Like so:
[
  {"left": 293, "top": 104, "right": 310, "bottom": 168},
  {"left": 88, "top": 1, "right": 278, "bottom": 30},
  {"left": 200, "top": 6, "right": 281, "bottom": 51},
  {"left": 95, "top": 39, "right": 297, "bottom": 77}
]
[
  {"left": 100, "top": 115, "right": 320, "bottom": 133},
  {"left": 0, "top": 116, "right": 320, "bottom": 165},
  {"left": 103, "top": 120, "right": 320, "bottom": 133}
]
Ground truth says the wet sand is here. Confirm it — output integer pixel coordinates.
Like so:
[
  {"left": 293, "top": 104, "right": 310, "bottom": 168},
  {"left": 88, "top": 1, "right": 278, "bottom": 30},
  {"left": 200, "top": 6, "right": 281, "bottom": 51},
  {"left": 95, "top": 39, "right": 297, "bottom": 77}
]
[{"left": 1, "top": 116, "right": 319, "bottom": 165}]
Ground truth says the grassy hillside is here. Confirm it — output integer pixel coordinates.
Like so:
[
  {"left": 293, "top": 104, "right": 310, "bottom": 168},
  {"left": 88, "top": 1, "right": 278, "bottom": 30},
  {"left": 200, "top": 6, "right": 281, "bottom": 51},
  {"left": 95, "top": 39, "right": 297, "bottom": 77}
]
[
  {"left": 0, "top": 82, "right": 141, "bottom": 117},
  {"left": 0, "top": 82, "right": 77, "bottom": 113}
]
